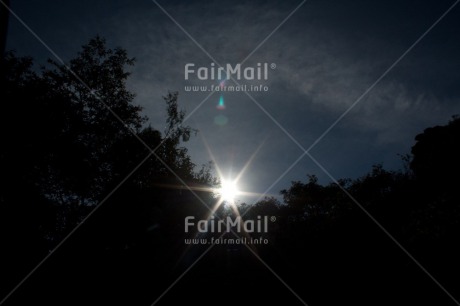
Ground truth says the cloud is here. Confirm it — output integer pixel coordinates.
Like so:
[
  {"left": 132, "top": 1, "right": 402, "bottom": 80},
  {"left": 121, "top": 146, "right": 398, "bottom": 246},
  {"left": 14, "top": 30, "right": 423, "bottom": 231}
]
[{"left": 8, "top": 0, "right": 459, "bottom": 195}]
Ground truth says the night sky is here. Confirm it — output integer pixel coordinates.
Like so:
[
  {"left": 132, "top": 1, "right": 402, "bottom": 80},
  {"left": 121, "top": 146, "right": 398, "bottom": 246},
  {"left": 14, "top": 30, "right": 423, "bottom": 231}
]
[{"left": 5, "top": 0, "right": 460, "bottom": 203}]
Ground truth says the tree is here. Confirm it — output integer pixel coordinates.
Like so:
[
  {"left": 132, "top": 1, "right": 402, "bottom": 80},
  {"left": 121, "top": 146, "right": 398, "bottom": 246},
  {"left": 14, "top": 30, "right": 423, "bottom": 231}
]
[
  {"left": 411, "top": 115, "right": 460, "bottom": 192},
  {"left": 408, "top": 116, "right": 460, "bottom": 243},
  {"left": 0, "top": 37, "right": 218, "bottom": 302}
]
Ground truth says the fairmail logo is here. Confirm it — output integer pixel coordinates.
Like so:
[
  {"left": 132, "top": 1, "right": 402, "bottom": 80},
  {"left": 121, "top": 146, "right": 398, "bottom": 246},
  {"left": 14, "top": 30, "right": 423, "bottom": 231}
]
[
  {"left": 184, "top": 215, "right": 273, "bottom": 233},
  {"left": 184, "top": 63, "right": 275, "bottom": 81}
]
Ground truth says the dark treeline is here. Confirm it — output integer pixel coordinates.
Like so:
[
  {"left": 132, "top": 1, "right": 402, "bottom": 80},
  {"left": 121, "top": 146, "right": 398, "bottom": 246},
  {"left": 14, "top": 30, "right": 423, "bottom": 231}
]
[{"left": 1, "top": 37, "right": 459, "bottom": 305}]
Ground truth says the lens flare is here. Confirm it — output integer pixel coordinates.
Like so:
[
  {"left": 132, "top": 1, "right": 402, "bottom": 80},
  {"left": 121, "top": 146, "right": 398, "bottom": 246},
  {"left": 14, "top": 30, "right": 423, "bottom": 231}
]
[
  {"left": 217, "top": 94, "right": 225, "bottom": 110},
  {"left": 214, "top": 114, "right": 228, "bottom": 125}
]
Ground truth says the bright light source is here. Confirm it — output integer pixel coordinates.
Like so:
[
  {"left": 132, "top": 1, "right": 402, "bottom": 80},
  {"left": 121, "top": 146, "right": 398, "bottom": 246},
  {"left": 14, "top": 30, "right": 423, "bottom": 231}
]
[{"left": 218, "top": 179, "right": 239, "bottom": 204}]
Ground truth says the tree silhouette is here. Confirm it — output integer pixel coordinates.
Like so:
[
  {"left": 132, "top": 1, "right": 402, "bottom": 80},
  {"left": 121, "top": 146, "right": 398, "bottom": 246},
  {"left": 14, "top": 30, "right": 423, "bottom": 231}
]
[
  {"left": 411, "top": 115, "right": 460, "bottom": 192},
  {"left": 0, "top": 37, "right": 217, "bottom": 304},
  {"left": 240, "top": 117, "right": 460, "bottom": 305}
]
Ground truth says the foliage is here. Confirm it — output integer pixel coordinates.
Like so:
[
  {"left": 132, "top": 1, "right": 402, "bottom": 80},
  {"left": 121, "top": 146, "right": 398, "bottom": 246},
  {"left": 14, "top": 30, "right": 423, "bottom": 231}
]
[{"left": 0, "top": 38, "right": 218, "bottom": 300}]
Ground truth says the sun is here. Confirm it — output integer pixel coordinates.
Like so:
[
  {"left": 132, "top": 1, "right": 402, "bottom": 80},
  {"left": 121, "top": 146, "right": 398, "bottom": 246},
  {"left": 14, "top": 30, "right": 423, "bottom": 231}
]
[{"left": 218, "top": 179, "right": 239, "bottom": 204}]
